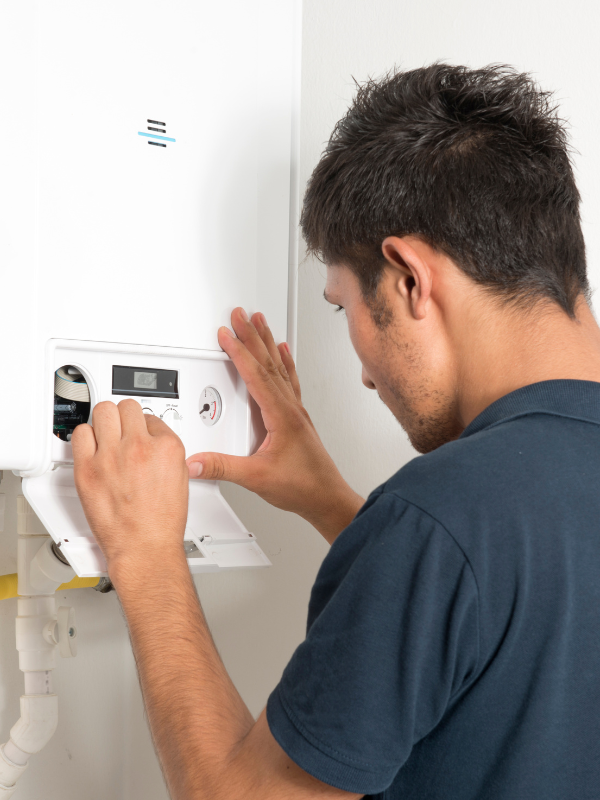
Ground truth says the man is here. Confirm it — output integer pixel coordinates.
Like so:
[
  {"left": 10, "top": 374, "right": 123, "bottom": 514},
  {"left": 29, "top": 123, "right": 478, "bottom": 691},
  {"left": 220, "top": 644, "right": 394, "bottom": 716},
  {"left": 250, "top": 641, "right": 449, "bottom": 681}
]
[{"left": 73, "top": 64, "right": 600, "bottom": 799}]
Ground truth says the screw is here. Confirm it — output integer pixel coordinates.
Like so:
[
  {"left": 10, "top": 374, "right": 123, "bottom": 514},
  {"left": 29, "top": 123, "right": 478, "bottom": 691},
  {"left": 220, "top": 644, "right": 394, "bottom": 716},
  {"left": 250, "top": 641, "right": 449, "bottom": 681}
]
[{"left": 68, "top": 627, "right": 75, "bottom": 638}]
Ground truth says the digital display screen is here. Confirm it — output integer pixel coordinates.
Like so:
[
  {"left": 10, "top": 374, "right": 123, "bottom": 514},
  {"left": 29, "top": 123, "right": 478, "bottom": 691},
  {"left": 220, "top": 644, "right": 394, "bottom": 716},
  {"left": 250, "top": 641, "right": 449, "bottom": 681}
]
[
  {"left": 112, "top": 365, "right": 178, "bottom": 399},
  {"left": 134, "top": 371, "right": 158, "bottom": 391}
]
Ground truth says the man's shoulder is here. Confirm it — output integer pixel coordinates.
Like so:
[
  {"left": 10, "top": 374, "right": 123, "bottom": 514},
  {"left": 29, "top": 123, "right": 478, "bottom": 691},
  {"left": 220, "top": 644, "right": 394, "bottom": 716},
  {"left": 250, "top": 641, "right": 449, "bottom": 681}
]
[
  {"left": 380, "top": 429, "right": 495, "bottom": 504},
  {"left": 374, "top": 405, "right": 598, "bottom": 538},
  {"left": 375, "top": 417, "right": 537, "bottom": 533}
]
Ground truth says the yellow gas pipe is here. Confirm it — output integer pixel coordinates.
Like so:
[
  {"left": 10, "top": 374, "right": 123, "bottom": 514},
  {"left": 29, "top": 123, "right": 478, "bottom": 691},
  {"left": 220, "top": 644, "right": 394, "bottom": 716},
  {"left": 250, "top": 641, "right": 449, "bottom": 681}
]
[{"left": 0, "top": 573, "right": 98, "bottom": 601}]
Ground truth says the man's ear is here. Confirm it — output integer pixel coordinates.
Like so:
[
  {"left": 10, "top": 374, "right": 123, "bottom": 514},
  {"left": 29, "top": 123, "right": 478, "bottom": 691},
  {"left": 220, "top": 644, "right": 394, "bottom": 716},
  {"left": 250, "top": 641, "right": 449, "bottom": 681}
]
[{"left": 381, "top": 236, "right": 433, "bottom": 321}]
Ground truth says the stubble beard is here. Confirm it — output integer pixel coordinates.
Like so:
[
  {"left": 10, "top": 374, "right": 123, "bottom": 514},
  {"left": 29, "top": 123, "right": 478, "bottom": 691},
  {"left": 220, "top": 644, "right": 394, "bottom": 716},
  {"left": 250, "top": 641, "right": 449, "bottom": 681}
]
[
  {"left": 366, "top": 286, "right": 463, "bottom": 454},
  {"left": 384, "top": 379, "right": 462, "bottom": 454},
  {"left": 374, "top": 330, "right": 462, "bottom": 455}
]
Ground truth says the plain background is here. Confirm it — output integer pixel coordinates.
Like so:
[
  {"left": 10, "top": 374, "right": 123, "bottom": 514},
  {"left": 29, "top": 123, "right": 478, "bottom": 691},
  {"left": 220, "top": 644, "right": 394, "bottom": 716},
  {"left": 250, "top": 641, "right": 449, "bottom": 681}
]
[{"left": 1, "top": 0, "right": 600, "bottom": 796}]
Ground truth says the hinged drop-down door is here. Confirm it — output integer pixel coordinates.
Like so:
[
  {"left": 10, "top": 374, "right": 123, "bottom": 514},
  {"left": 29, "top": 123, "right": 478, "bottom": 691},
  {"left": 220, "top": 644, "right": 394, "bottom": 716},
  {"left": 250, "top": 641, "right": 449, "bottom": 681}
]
[{"left": 23, "top": 468, "right": 271, "bottom": 578}]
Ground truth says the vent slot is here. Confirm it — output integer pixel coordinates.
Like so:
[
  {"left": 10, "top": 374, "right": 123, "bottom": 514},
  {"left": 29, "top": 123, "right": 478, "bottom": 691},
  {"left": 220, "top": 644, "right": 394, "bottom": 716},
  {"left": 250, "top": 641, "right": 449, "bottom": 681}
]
[{"left": 139, "top": 119, "right": 174, "bottom": 148}]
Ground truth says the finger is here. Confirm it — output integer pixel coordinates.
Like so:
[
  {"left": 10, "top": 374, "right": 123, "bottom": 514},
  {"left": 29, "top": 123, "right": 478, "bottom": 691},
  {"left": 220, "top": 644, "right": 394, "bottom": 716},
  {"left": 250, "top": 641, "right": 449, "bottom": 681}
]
[
  {"left": 217, "top": 327, "right": 289, "bottom": 429},
  {"left": 186, "top": 451, "right": 261, "bottom": 487},
  {"left": 230, "top": 308, "right": 291, "bottom": 396},
  {"left": 71, "top": 422, "right": 98, "bottom": 462},
  {"left": 91, "top": 401, "right": 122, "bottom": 447},
  {"left": 278, "top": 342, "right": 302, "bottom": 402},
  {"left": 252, "top": 312, "right": 295, "bottom": 400},
  {"left": 144, "top": 413, "right": 181, "bottom": 440},
  {"left": 117, "top": 398, "right": 150, "bottom": 438}
]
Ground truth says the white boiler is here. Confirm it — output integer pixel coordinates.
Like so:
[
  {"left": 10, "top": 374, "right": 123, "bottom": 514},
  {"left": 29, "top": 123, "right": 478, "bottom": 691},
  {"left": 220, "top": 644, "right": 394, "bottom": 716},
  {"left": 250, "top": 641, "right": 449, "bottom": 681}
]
[{"left": 0, "top": 0, "right": 301, "bottom": 577}]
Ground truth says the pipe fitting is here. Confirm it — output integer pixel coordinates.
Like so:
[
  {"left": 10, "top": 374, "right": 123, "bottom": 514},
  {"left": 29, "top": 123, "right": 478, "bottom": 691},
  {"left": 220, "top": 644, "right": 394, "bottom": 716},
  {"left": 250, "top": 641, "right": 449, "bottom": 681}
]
[
  {"left": 10, "top": 695, "right": 59, "bottom": 756},
  {"left": 18, "top": 536, "right": 74, "bottom": 596},
  {"left": 0, "top": 746, "right": 28, "bottom": 793},
  {"left": 16, "top": 597, "right": 57, "bottom": 672}
]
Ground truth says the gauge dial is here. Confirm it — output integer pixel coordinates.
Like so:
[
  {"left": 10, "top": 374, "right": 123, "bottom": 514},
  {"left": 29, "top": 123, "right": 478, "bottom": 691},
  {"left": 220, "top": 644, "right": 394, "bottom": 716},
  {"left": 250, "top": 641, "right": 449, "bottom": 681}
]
[{"left": 200, "top": 386, "right": 222, "bottom": 426}]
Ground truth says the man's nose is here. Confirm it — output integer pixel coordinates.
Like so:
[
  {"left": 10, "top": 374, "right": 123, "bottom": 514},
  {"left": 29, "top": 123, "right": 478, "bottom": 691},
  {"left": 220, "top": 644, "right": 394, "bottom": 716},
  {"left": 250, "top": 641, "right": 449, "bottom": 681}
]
[{"left": 361, "top": 366, "right": 376, "bottom": 390}]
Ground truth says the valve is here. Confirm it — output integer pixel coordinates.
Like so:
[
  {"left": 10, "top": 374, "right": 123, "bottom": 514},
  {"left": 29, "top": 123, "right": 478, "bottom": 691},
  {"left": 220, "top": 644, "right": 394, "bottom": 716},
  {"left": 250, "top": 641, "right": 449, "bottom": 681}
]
[{"left": 42, "top": 607, "right": 77, "bottom": 658}]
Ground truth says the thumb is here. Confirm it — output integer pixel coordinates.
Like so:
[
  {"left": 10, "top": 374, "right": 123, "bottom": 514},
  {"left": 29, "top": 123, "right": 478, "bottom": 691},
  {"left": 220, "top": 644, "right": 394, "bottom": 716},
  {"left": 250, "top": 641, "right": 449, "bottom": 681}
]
[{"left": 186, "top": 452, "right": 255, "bottom": 487}]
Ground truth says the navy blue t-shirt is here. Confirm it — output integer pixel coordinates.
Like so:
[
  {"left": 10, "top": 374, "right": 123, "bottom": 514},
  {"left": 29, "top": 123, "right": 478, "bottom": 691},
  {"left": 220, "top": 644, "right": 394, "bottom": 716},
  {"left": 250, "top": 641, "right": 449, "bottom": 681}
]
[{"left": 267, "top": 380, "right": 600, "bottom": 799}]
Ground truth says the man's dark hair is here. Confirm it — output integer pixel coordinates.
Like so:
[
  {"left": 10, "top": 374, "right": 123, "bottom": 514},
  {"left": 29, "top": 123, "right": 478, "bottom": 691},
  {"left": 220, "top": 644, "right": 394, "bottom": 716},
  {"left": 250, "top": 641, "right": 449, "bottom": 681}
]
[{"left": 301, "top": 63, "right": 588, "bottom": 316}]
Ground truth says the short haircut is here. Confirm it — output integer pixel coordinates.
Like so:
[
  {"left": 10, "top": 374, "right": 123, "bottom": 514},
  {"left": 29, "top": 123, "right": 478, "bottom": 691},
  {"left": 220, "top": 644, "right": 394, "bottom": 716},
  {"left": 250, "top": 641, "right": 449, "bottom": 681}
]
[{"left": 301, "top": 63, "right": 588, "bottom": 316}]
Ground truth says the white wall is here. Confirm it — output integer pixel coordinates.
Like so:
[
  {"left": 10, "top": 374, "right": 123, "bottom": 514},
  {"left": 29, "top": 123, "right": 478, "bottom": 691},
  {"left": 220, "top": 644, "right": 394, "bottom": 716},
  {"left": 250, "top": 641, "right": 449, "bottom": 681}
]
[{"left": 1, "top": 1, "right": 600, "bottom": 796}]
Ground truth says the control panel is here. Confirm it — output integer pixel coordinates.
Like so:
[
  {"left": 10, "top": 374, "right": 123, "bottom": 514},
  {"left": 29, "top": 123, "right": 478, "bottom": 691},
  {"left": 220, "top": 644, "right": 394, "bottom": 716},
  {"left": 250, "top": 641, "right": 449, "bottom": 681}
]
[
  {"left": 20, "top": 338, "right": 269, "bottom": 578},
  {"left": 48, "top": 340, "right": 252, "bottom": 467}
]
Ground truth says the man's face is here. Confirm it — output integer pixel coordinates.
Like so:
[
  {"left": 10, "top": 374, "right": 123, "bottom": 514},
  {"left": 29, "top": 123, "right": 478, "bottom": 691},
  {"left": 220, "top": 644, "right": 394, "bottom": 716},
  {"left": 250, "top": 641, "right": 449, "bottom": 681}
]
[{"left": 324, "top": 263, "right": 463, "bottom": 454}]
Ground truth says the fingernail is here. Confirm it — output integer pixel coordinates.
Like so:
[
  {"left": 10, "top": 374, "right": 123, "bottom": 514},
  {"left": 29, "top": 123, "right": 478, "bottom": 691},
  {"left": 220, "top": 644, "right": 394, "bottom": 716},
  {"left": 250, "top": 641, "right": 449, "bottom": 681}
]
[
  {"left": 239, "top": 308, "right": 249, "bottom": 322},
  {"left": 188, "top": 462, "right": 203, "bottom": 478},
  {"left": 283, "top": 342, "right": 291, "bottom": 355},
  {"left": 258, "top": 313, "right": 267, "bottom": 327},
  {"left": 220, "top": 326, "right": 234, "bottom": 338}
]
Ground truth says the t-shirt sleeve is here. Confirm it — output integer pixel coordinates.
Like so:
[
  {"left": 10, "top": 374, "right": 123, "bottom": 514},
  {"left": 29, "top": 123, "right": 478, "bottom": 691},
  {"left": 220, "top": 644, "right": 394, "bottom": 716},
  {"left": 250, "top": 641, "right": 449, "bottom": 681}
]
[{"left": 266, "top": 491, "right": 480, "bottom": 795}]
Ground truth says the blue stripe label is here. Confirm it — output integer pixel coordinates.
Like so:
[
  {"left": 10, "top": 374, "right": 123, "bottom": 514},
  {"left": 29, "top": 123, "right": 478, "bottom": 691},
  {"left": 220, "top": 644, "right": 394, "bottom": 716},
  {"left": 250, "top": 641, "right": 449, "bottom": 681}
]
[{"left": 138, "top": 132, "right": 176, "bottom": 143}]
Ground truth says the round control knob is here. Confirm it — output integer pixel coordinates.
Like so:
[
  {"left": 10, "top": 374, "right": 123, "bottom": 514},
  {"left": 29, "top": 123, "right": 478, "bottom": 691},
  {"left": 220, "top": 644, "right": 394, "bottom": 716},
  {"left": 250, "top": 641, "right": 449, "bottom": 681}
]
[
  {"left": 161, "top": 408, "right": 182, "bottom": 436},
  {"left": 200, "top": 387, "right": 222, "bottom": 426},
  {"left": 142, "top": 407, "right": 154, "bottom": 415}
]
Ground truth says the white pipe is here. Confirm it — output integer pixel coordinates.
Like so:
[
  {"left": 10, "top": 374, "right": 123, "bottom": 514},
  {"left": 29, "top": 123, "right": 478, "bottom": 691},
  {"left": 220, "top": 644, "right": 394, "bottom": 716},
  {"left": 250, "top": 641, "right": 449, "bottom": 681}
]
[
  {"left": 1, "top": 743, "right": 29, "bottom": 767},
  {"left": 23, "top": 671, "right": 53, "bottom": 696},
  {"left": 0, "top": 533, "right": 72, "bottom": 796}
]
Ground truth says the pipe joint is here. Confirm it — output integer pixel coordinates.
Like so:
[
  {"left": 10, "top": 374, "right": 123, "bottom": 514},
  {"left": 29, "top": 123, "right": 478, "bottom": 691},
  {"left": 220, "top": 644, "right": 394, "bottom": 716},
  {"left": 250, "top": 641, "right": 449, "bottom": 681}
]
[
  {"left": 0, "top": 746, "right": 28, "bottom": 794},
  {"left": 10, "top": 695, "right": 59, "bottom": 756},
  {"left": 18, "top": 536, "right": 74, "bottom": 597}
]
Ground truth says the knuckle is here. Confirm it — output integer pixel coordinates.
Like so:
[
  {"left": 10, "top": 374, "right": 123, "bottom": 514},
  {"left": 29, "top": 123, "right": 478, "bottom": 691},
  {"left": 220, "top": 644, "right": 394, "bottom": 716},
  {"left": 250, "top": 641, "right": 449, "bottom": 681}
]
[
  {"left": 164, "top": 435, "right": 185, "bottom": 458},
  {"left": 263, "top": 356, "right": 279, "bottom": 378},
  {"left": 93, "top": 400, "right": 116, "bottom": 417},
  {"left": 254, "top": 364, "right": 271, "bottom": 384},
  {"left": 77, "top": 457, "right": 105, "bottom": 489},
  {"left": 119, "top": 398, "right": 141, "bottom": 412},
  {"left": 127, "top": 439, "right": 148, "bottom": 463},
  {"left": 208, "top": 456, "right": 226, "bottom": 481}
]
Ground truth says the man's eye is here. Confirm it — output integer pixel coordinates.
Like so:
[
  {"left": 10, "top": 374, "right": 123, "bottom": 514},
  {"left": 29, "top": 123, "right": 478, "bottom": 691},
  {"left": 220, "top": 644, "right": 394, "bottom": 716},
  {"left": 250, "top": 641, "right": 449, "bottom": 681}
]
[{"left": 335, "top": 305, "right": 344, "bottom": 313}]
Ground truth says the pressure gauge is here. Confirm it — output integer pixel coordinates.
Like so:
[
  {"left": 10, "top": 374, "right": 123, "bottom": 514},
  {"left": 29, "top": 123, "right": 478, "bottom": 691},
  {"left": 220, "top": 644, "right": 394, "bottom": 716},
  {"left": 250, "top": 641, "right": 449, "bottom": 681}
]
[{"left": 200, "top": 386, "right": 222, "bottom": 426}]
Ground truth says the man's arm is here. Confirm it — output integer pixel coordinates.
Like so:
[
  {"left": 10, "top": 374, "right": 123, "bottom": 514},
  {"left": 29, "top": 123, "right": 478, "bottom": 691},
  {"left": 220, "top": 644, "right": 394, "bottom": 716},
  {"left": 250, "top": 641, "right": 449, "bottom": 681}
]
[{"left": 112, "top": 548, "right": 361, "bottom": 800}]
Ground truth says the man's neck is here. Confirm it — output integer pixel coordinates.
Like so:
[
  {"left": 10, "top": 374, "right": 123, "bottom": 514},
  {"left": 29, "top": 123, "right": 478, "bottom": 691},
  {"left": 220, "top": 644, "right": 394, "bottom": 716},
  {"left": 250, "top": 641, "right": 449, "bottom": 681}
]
[{"left": 455, "top": 295, "right": 600, "bottom": 429}]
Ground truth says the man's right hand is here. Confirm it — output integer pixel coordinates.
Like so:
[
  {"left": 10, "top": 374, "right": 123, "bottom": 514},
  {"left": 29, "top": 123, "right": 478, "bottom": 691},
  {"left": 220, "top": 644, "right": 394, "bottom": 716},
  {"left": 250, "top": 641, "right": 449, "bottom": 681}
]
[{"left": 186, "top": 308, "right": 364, "bottom": 544}]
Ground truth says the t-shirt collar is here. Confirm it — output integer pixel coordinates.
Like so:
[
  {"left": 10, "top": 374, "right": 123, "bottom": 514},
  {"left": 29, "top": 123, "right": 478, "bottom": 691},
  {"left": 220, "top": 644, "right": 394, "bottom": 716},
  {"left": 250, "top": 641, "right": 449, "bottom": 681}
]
[{"left": 460, "top": 379, "right": 600, "bottom": 439}]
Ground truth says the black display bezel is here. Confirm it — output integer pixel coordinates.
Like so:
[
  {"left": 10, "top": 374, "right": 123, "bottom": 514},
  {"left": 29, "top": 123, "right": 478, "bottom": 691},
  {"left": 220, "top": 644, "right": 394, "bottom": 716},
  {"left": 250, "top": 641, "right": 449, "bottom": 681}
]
[{"left": 112, "top": 365, "right": 179, "bottom": 399}]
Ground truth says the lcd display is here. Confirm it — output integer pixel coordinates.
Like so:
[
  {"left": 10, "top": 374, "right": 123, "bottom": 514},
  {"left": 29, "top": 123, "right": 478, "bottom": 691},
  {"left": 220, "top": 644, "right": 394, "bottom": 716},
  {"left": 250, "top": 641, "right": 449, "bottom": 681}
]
[
  {"left": 134, "top": 371, "right": 158, "bottom": 390},
  {"left": 112, "top": 365, "right": 178, "bottom": 399}
]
